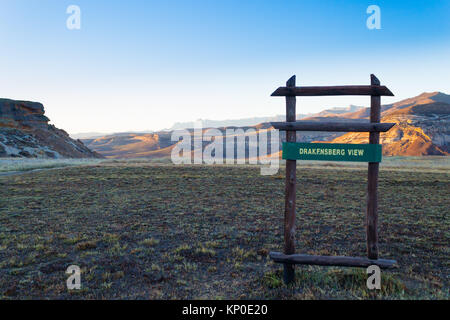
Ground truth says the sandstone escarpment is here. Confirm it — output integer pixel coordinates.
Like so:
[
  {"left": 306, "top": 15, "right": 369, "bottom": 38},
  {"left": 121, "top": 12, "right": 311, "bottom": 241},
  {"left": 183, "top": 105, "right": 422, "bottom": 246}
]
[
  {"left": 329, "top": 100, "right": 449, "bottom": 156},
  {"left": 0, "top": 99, "right": 102, "bottom": 158}
]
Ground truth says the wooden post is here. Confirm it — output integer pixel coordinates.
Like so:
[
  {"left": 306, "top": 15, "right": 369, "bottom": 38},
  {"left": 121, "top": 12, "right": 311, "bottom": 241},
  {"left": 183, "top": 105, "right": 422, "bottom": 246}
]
[
  {"left": 284, "top": 75, "right": 297, "bottom": 284},
  {"left": 366, "top": 74, "right": 381, "bottom": 260}
]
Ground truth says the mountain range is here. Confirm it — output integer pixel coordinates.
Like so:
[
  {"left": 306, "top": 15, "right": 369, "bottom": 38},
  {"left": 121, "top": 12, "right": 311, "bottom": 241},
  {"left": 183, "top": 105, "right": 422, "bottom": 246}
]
[
  {"left": 82, "top": 92, "right": 449, "bottom": 159},
  {"left": 0, "top": 92, "right": 448, "bottom": 159},
  {"left": 165, "top": 105, "right": 365, "bottom": 131}
]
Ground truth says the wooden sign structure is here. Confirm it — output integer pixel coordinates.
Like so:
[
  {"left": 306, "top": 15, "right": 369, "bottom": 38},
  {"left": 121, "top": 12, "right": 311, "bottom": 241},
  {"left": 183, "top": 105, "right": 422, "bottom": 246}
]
[{"left": 270, "top": 74, "right": 397, "bottom": 284}]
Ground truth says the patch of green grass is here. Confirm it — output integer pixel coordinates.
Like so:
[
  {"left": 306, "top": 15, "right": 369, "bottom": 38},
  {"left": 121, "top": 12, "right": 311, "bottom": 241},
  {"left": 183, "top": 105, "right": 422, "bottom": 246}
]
[
  {"left": 232, "top": 247, "right": 257, "bottom": 262},
  {"left": 208, "top": 266, "right": 217, "bottom": 273},
  {"left": 150, "top": 264, "right": 161, "bottom": 272},
  {"left": 174, "top": 244, "right": 191, "bottom": 254},
  {"left": 76, "top": 241, "right": 97, "bottom": 251},
  {"left": 195, "top": 246, "right": 216, "bottom": 257},
  {"left": 0, "top": 158, "right": 104, "bottom": 173},
  {"left": 262, "top": 271, "right": 284, "bottom": 289},
  {"left": 140, "top": 238, "right": 160, "bottom": 247}
]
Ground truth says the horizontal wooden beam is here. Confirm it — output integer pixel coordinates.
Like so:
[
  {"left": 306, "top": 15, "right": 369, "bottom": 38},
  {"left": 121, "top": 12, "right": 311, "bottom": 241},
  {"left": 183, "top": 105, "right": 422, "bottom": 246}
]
[
  {"left": 271, "top": 121, "right": 395, "bottom": 132},
  {"left": 270, "top": 252, "right": 397, "bottom": 269},
  {"left": 271, "top": 85, "right": 394, "bottom": 97}
]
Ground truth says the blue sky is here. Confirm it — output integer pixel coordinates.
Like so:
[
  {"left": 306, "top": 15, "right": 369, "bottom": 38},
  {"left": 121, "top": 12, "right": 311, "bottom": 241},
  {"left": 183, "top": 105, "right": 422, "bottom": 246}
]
[{"left": 0, "top": 0, "right": 449, "bottom": 133}]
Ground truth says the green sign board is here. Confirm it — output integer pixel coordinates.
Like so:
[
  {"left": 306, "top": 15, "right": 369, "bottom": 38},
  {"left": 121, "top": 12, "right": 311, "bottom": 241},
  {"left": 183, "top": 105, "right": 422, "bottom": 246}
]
[{"left": 282, "top": 142, "right": 382, "bottom": 162}]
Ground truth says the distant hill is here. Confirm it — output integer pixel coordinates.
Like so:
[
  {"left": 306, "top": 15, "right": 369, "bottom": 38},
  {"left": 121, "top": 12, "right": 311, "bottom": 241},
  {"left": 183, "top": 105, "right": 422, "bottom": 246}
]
[
  {"left": 82, "top": 106, "right": 364, "bottom": 159},
  {"left": 169, "top": 116, "right": 287, "bottom": 130},
  {"left": 83, "top": 93, "right": 449, "bottom": 159},
  {"left": 0, "top": 99, "right": 102, "bottom": 158},
  {"left": 82, "top": 132, "right": 175, "bottom": 159},
  {"left": 168, "top": 105, "right": 364, "bottom": 130},
  {"left": 70, "top": 132, "right": 111, "bottom": 140},
  {"left": 326, "top": 93, "right": 449, "bottom": 156}
]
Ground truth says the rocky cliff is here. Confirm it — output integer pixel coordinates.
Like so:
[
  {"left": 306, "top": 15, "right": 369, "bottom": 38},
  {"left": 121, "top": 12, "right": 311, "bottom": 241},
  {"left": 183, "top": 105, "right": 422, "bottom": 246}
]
[
  {"left": 0, "top": 99, "right": 102, "bottom": 158},
  {"left": 328, "top": 93, "right": 449, "bottom": 156}
]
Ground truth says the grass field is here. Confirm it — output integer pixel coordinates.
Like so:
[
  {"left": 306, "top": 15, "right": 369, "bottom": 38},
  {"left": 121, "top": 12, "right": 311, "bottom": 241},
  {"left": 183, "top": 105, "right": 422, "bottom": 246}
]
[
  {"left": 0, "top": 158, "right": 448, "bottom": 299},
  {"left": 0, "top": 158, "right": 104, "bottom": 174}
]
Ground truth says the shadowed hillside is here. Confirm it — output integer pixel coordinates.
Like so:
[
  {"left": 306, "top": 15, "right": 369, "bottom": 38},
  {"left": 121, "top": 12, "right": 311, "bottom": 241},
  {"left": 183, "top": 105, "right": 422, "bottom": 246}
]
[{"left": 0, "top": 99, "right": 102, "bottom": 159}]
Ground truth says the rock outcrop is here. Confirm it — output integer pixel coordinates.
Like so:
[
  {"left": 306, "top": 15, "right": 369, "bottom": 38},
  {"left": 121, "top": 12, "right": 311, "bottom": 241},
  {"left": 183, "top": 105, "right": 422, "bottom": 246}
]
[
  {"left": 0, "top": 99, "right": 102, "bottom": 158},
  {"left": 328, "top": 94, "right": 450, "bottom": 156}
]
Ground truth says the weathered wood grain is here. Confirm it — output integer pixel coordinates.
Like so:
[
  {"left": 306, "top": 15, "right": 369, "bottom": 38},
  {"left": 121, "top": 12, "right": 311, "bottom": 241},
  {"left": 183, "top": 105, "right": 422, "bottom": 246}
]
[
  {"left": 366, "top": 74, "right": 381, "bottom": 260},
  {"left": 269, "top": 252, "right": 397, "bottom": 269},
  {"left": 271, "top": 85, "right": 394, "bottom": 97},
  {"left": 271, "top": 121, "right": 396, "bottom": 132},
  {"left": 283, "top": 75, "right": 297, "bottom": 285}
]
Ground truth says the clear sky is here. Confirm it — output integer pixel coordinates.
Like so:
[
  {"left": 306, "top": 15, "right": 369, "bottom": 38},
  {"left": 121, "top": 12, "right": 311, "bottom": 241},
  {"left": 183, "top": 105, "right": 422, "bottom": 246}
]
[{"left": 0, "top": 0, "right": 449, "bottom": 134}]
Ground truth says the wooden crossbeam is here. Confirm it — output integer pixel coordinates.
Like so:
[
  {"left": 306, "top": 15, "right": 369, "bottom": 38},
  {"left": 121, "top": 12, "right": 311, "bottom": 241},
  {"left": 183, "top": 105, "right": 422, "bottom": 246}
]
[
  {"left": 270, "top": 252, "right": 397, "bottom": 269},
  {"left": 271, "top": 85, "right": 394, "bottom": 97},
  {"left": 271, "top": 121, "right": 396, "bottom": 132}
]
